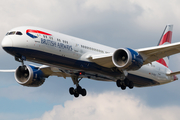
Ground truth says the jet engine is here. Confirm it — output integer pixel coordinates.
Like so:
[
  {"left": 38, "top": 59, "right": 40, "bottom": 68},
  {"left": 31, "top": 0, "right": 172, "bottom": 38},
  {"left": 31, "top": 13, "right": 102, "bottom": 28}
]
[
  {"left": 15, "top": 65, "right": 46, "bottom": 87},
  {"left": 112, "top": 48, "right": 143, "bottom": 70}
]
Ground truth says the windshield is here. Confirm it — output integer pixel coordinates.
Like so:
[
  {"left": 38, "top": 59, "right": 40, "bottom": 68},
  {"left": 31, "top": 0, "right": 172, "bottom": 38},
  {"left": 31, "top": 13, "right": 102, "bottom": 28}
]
[{"left": 6, "top": 31, "right": 23, "bottom": 36}]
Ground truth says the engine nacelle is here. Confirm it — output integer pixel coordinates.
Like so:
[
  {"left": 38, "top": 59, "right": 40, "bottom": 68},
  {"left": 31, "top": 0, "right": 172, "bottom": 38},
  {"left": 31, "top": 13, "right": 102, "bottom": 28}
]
[
  {"left": 15, "top": 65, "right": 45, "bottom": 87},
  {"left": 112, "top": 48, "right": 143, "bottom": 70}
]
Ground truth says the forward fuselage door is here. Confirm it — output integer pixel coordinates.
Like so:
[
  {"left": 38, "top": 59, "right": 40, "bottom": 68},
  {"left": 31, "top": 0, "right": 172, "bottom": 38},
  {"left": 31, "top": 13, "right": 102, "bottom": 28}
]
[{"left": 71, "top": 39, "right": 81, "bottom": 58}]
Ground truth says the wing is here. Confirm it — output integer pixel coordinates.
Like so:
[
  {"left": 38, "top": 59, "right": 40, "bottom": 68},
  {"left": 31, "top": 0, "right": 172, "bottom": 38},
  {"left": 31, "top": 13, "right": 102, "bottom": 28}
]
[
  {"left": 89, "top": 42, "right": 180, "bottom": 68},
  {"left": 0, "top": 65, "right": 69, "bottom": 78}
]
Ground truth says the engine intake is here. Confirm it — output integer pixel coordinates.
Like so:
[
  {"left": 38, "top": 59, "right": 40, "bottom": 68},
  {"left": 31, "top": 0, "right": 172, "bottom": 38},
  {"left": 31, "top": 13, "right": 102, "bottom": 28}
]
[
  {"left": 15, "top": 65, "right": 45, "bottom": 87},
  {"left": 112, "top": 48, "right": 143, "bottom": 70}
]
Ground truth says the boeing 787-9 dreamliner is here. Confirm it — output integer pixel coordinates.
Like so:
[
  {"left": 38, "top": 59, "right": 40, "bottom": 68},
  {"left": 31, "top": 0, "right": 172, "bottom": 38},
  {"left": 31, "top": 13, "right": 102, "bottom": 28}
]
[{"left": 1, "top": 24, "right": 180, "bottom": 97}]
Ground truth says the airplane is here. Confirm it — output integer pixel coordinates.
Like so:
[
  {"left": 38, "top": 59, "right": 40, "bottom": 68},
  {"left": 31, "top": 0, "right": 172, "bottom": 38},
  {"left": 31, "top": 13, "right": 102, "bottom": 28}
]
[{"left": 1, "top": 24, "right": 180, "bottom": 98}]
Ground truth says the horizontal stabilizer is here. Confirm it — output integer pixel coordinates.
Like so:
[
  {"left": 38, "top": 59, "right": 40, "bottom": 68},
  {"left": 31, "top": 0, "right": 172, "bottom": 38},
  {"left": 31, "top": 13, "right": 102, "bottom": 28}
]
[{"left": 166, "top": 71, "right": 180, "bottom": 76}]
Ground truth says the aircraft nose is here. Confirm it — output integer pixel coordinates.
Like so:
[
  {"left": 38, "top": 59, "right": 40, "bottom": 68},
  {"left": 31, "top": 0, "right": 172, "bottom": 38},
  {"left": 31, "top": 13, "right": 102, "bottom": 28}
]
[{"left": 1, "top": 36, "right": 13, "bottom": 48}]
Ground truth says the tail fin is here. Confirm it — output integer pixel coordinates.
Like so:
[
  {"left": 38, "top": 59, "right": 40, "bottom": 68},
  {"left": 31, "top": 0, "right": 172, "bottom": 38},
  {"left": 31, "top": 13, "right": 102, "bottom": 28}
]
[{"left": 156, "top": 24, "right": 173, "bottom": 67}]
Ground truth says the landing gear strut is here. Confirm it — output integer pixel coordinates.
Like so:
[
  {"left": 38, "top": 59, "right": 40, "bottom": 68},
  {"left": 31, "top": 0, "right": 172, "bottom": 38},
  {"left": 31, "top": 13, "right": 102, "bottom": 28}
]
[
  {"left": 116, "top": 78, "right": 134, "bottom": 90},
  {"left": 15, "top": 56, "right": 26, "bottom": 66},
  {"left": 69, "top": 75, "right": 87, "bottom": 98},
  {"left": 15, "top": 56, "right": 28, "bottom": 76}
]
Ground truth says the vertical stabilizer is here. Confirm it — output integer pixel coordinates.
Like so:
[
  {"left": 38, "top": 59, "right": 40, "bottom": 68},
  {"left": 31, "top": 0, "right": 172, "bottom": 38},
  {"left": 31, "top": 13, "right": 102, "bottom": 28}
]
[{"left": 156, "top": 24, "right": 173, "bottom": 67}]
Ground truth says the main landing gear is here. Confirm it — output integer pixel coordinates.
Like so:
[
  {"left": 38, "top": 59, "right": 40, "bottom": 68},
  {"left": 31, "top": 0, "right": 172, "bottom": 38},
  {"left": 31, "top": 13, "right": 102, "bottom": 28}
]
[
  {"left": 116, "top": 78, "right": 134, "bottom": 90},
  {"left": 69, "top": 75, "right": 87, "bottom": 98}
]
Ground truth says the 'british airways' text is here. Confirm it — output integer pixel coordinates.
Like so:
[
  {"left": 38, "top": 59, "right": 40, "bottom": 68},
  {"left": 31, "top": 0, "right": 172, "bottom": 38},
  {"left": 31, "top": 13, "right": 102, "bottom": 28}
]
[{"left": 41, "top": 38, "right": 73, "bottom": 51}]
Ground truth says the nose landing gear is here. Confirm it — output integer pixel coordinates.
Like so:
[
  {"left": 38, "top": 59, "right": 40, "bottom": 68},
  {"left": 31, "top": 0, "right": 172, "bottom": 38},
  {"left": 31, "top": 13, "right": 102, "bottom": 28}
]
[{"left": 15, "top": 56, "right": 26, "bottom": 66}]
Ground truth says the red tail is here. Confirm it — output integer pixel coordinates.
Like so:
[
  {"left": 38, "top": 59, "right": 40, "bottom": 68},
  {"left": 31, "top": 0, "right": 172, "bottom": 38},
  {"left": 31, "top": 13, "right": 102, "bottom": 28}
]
[{"left": 156, "top": 25, "right": 173, "bottom": 67}]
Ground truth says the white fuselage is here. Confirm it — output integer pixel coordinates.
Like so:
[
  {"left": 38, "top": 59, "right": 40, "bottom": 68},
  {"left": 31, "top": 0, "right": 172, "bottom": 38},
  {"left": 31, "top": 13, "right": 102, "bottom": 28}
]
[{"left": 1, "top": 26, "right": 176, "bottom": 87}]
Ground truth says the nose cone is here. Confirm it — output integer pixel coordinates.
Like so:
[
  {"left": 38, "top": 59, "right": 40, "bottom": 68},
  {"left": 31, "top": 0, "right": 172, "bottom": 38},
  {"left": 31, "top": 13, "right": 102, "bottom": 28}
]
[{"left": 1, "top": 36, "right": 13, "bottom": 48}]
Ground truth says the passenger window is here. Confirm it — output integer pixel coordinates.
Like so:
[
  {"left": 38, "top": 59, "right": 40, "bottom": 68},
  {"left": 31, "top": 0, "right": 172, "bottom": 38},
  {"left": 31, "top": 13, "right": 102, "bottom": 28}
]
[{"left": 16, "top": 31, "right": 23, "bottom": 35}]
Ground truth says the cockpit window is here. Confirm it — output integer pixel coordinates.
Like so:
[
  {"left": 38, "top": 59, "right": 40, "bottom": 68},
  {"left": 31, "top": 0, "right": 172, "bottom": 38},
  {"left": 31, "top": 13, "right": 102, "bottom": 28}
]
[
  {"left": 5, "top": 31, "right": 23, "bottom": 36},
  {"left": 16, "top": 31, "right": 23, "bottom": 35},
  {"left": 8, "top": 31, "right": 16, "bottom": 35}
]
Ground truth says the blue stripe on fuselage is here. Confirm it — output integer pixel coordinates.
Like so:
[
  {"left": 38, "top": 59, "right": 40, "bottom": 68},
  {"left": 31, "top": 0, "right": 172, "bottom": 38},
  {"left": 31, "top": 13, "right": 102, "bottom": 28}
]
[
  {"left": 2, "top": 47, "right": 159, "bottom": 87},
  {"left": 26, "top": 32, "right": 38, "bottom": 38}
]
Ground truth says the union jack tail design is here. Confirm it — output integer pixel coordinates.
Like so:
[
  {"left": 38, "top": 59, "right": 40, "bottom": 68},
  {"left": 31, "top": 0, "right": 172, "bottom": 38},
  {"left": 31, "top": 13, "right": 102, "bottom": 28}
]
[{"left": 156, "top": 25, "right": 173, "bottom": 67}]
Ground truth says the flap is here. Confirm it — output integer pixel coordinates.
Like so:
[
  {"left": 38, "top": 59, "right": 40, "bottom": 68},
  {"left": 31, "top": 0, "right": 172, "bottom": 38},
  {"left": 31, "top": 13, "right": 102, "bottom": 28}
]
[
  {"left": 39, "top": 65, "right": 69, "bottom": 78},
  {"left": 88, "top": 53, "right": 115, "bottom": 68}
]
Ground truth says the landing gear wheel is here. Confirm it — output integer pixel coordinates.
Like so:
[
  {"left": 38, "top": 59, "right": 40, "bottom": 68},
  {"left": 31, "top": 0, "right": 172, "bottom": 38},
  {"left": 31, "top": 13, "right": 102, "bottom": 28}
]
[
  {"left": 124, "top": 78, "right": 129, "bottom": 86},
  {"left": 70, "top": 75, "right": 87, "bottom": 97},
  {"left": 128, "top": 81, "right": 134, "bottom": 89},
  {"left": 81, "top": 89, "right": 87, "bottom": 96},
  {"left": 77, "top": 86, "right": 82, "bottom": 94},
  {"left": 121, "top": 85, "right": 126, "bottom": 90},
  {"left": 74, "top": 93, "right": 79, "bottom": 98},
  {"left": 69, "top": 86, "right": 87, "bottom": 97},
  {"left": 69, "top": 87, "right": 74, "bottom": 95},
  {"left": 116, "top": 80, "right": 121, "bottom": 87}
]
